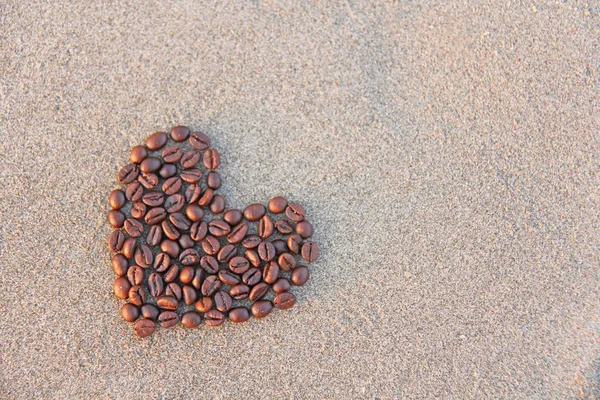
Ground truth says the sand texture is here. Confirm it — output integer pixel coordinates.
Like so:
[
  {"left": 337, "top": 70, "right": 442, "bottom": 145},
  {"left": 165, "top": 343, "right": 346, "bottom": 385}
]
[{"left": 1, "top": 1, "right": 599, "bottom": 398}]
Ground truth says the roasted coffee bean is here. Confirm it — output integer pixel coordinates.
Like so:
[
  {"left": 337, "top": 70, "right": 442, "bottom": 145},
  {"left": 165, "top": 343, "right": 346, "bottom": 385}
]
[
  {"left": 229, "top": 256, "right": 250, "bottom": 274},
  {"left": 275, "top": 219, "right": 293, "bottom": 234},
  {"left": 128, "top": 285, "right": 145, "bottom": 306},
  {"left": 195, "top": 297, "right": 213, "bottom": 313},
  {"left": 109, "top": 189, "right": 126, "bottom": 209},
  {"left": 164, "top": 264, "right": 180, "bottom": 283},
  {"left": 204, "top": 310, "right": 225, "bottom": 327},
  {"left": 138, "top": 172, "right": 159, "bottom": 189},
  {"left": 243, "top": 203, "right": 266, "bottom": 222},
  {"left": 287, "top": 234, "right": 302, "bottom": 254},
  {"left": 272, "top": 278, "right": 291, "bottom": 294},
  {"left": 133, "top": 319, "right": 155, "bottom": 338},
  {"left": 207, "top": 171, "right": 221, "bottom": 189},
  {"left": 203, "top": 149, "right": 220, "bottom": 170},
  {"left": 190, "top": 221, "right": 208, "bottom": 242},
  {"left": 263, "top": 260, "right": 280, "bottom": 283},
  {"left": 162, "top": 176, "right": 182, "bottom": 195},
  {"left": 108, "top": 230, "right": 125, "bottom": 253},
  {"left": 301, "top": 241, "right": 319, "bottom": 262},
  {"left": 278, "top": 253, "right": 296, "bottom": 271},
  {"left": 189, "top": 131, "right": 211, "bottom": 149},
  {"left": 153, "top": 253, "right": 170, "bottom": 272},
  {"left": 127, "top": 265, "right": 144, "bottom": 286},
  {"left": 198, "top": 188, "right": 214, "bottom": 207},
  {"left": 249, "top": 282, "right": 269, "bottom": 301},
  {"left": 258, "top": 215, "right": 274, "bottom": 239},
  {"left": 179, "top": 234, "right": 194, "bottom": 249},
  {"left": 165, "top": 282, "right": 182, "bottom": 301},
  {"left": 145, "top": 207, "right": 167, "bottom": 225},
  {"left": 108, "top": 210, "right": 126, "bottom": 228},
  {"left": 258, "top": 241, "right": 276, "bottom": 261},
  {"left": 180, "top": 150, "right": 200, "bottom": 169},
  {"left": 122, "top": 237, "right": 137, "bottom": 259},
  {"left": 130, "top": 145, "right": 148, "bottom": 164},
  {"left": 142, "top": 191, "right": 164, "bottom": 207},
  {"left": 179, "top": 248, "right": 200, "bottom": 266},
  {"left": 208, "top": 220, "right": 230, "bottom": 236},
  {"left": 161, "top": 219, "right": 180, "bottom": 240},
  {"left": 227, "top": 222, "right": 248, "bottom": 244},
  {"left": 291, "top": 266, "right": 309, "bottom": 286},
  {"left": 124, "top": 218, "right": 144, "bottom": 238},
  {"left": 126, "top": 181, "right": 144, "bottom": 202},
  {"left": 223, "top": 209, "right": 243, "bottom": 226},
  {"left": 296, "top": 221, "right": 313, "bottom": 238},
  {"left": 181, "top": 311, "right": 202, "bottom": 328},
  {"left": 217, "top": 244, "right": 237, "bottom": 263},
  {"left": 251, "top": 300, "right": 273, "bottom": 319},
  {"left": 182, "top": 285, "right": 198, "bottom": 305},
  {"left": 113, "top": 277, "right": 131, "bottom": 299},
  {"left": 200, "top": 255, "right": 219, "bottom": 274},
  {"left": 272, "top": 239, "right": 288, "bottom": 255},
  {"left": 218, "top": 269, "right": 240, "bottom": 286},
  {"left": 242, "top": 268, "right": 261, "bottom": 286},
  {"left": 185, "top": 183, "right": 202, "bottom": 203},
  {"left": 121, "top": 303, "right": 140, "bottom": 322},
  {"left": 241, "top": 235, "right": 261, "bottom": 249},
  {"left": 268, "top": 196, "right": 288, "bottom": 214},
  {"left": 159, "top": 163, "right": 177, "bottom": 179},
  {"left": 185, "top": 204, "right": 204, "bottom": 222},
  {"left": 191, "top": 268, "right": 204, "bottom": 290},
  {"left": 179, "top": 266, "right": 195, "bottom": 284},
  {"left": 146, "top": 225, "right": 162, "bottom": 246},
  {"left": 140, "top": 157, "right": 162, "bottom": 174},
  {"left": 209, "top": 195, "right": 226, "bottom": 214},
  {"left": 286, "top": 203, "right": 305, "bottom": 222},
  {"left": 229, "top": 284, "right": 250, "bottom": 300},
  {"left": 134, "top": 244, "right": 153, "bottom": 268},
  {"left": 164, "top": 194, "right": 185, "bottom": 213},
  {"left": 214, "top": 291, "right": 232, "bottom": 312},
  {"left": 180, "top": 168, "right": 203, "bottom": 183},
  {"left": 162, "top": 146, "right": 183, "bottom": 163},
  {"left": 158, "top": 311, "right": 179, "bottom": 328},
  {"left": 146, "top": 132, "right": 168, "bottom": 150},
  {"left": 274, "top": 292, "right": 296, "bottom": 310},
  {"left": 118, "top": 163, "right": 139, "bottom": 184},
  {"left": 141, "top": 304, "right": 160, "bottom": 320},
  {"left": 112, "top": 254, "right": 128, "bottom": 276},
  {"left": 157, "top": 295, "right": 178, "bottom": 310},
  {"left": 170, "top": 125, "right": 190, "bottom": 142},
  {"left": 201, "top": 235, "right": 220, "bottom": 255},
  {"left": 228, "top": 307, "right": 250, "bottom": 323},
  {"left": 148, "top": 272, "right": 164, "bottom": 297},
  {"left": 130, "top": 202, "right": 147, "bottom": 219},
  {"left": 160, "top": 239, "right": 180, "bottom": 258},
  {"left": 201, "top": 275, "right": 221, "bottom": 297},
  {"left": 245, "top": 249, "right": 261, "bottom": 267}
]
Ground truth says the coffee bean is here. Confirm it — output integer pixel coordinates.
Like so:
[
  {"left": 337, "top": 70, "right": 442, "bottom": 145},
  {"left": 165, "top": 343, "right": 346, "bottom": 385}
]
[
  {"left": 228, "top": 307, "right": 250, "bottom": 323},
  {"left": 179, "top": 248, "right": 200, "bottom": 265},
  {"left": 178, "top": 234, "right": 194, "bottom": 249},
  {"left": 245, "top": 249, "right": 261, "bottom": 267},
  {"left": 182, "top": 285, "right": 198, "bottom": 305},
  {"left": 109, "top": 189, "right": 126, "bottom": 209},
  {"left": 181, "top": 311, "right": 202, "bottom": 328},
  {"left": 185, "top": 204, "right": 204, "bottom": 222},
  {"left": 112, "top": 254, "right": 128, "bottom": 276},
  {"left": 272, "top": 239, "right": 288, "bottom": 255},
  {"left": 201, "top": 275, "right": 221, "bottom": 296},
  {"left": 146, "top": 132, "right": 167, "bottom": 150},
  {"left": 121, "top": 303, "right": 140, "bottom": 322},
  {"left": 185, "top": 184, "right": 202, "bottom": 203},
  {"left": 107, "top": 210, "right": 126, "bottom": 228},
  {"left": 274, "top": 292, "right": 296, "bottom": 310},
  {"left": 164, "top": 264, "right": 180, "bottom": 283},
  {"left": 242, "top": 268, "right": 261, "bottom": 286},
  {"left": 216, "top": 245, "right": 235, "bottom": 264},
  {"left": 158, "top": 311, "right": 179, "bottom": 328},
  {"left": 208, "top": 220, "right": 230, "bottom": 236},
  {"left": 227, "top": 222, "right": 248, "bottom": 244},
  {"left": 141, "top": 304, "right": 160, "bottom": 320},
  {"left": 162, "top": 177, "right": 182, "bottom": 195},
  {"left": 291, "top": 266, "right": 309, "bottom": 286},
  {"left": 190, "top": 221, "right": 208, "bottom": 241},
  {"left": 179, "top": 266, "right": 194, "bottom": 284},
  {"left": 122, "top": 237, "right": 137, "bottom": 259},
  {"left": 159, "top": 163, "right": 177, "bottom": 178},
  {"left": 301, "top": 241, "right": 319, "bottom": 262},
  {"left": 138, "top": 172, "right": 159, "bottom": 189},
  {"left": 127, "top": 265, "right": 144, "bottom": 286},
  {"left": 161, "top": 219, "right": 180, "bottom": 240},
  {"left": 162, "top": 146, "right": 183, "bottom": 163},
  {"left": 195, "top": 297, "right": 213, "bottom": 313},
  {"left": 243, "top": 203, "right": 266, "bottom": 222},
  {"left": 146, "top": 225, "right": 162, "bottom": 246},
  {"left": 286, "top": 203, "right": 305, "bottom": 222},
  {"left": 133, "top": 319, "right": 155, "bottom": 338},
  {"left": 214, "top": 291, "right": 232, "bottom": 312},
  {"left": 263, "top": 260, "right": 280, "bottom": 283},
  {"left": 134, "top": 244, "right": 153, "bottom": 268},
  {"left": 191, "top": 268, "right": 204, "bottom": 290},
  {"left": 142, "top": 191, "right": 164, "bottom": 207},
  {"left": 277, "top": 253, "right": 296, "bottom": 272},
  {"left": 128, "top": 285, "right": 145, "bottom": 306},
  {"left": 258, "top": 215, "right": 274, "bottom": 239},
  {"left": 258, "top": 241, "right": 276, "bottom": 261},
  {"left": 180, "top": 150, "right": 200, "bottom": 169},
  {"left": 113, "top": 277, "right": 131, "bottom": 299},
  {"left": 165, "top": 282, "right": 182, "bottom": 301},
  {"left": 268, "top": 196, "right": 288, "bottom": 214},
  {"left": 218, "top": 269, "right": 240, "bottom": 285},
  {"left": 189, "top": 131, "right": 211, "bottom": 150},
  {"left": 201, "top": 235, "right": 220, "bottom": 255},
  {"left": 296, "top": 221, "right": 313, "bottom": 238},
  {"left": 249, "top": 282, "right": 269, "bottom": 301},
  {"left": 209, "top": 194, "right": 226, "bottom": 214},
  {"left": 170, "top": 125, "right": 190, "bottom": 142},
  {"left": 229, "top": 284, "right": 250, "bottom": 300},
  {"left": 226, "top": 256, "right": 248, "bottom": 274},
  {"left": 287, "top": 234, "right": 302, "bottom": 254},
  {"left": 275, "top": 219, "right": 293, "bottom": 234},
  {"left": 124, "top": 218, "right": 144, "bottom": 238},
  {"left": 126, "top": 181, "right": 144, "bottom": 202},
  {"left": 130, "top": 202, "right": 147, "bottom": 219},
  {"left": 272, "top": 278, "right": 291, "bottom": 294},
  {"left": 108, "top": 230, "right": 125, "bottom": 253},
  {"left": 203, "top": 149, "right": 220, "bottom": 170},
  {"left": 148, "top": 272, "right": 164, "bottom": 297},
  {"left": 145, "top": 207, "right": 167, "bottom": 225},
  {"left": 153, "top": 253, "right": 170, "bottom": 272},
  {"left": 164, "top": 194, "right": 185, "bottom": 213},
  {"left": 140, "top": 157, "right": 162, "bottom": 174},
  {"left": 207, "top": 171, "right": 221, "bottom": 189},
  {"left": 157, "top": 295, "right": 178, "bottom": 310},
  {"left": 180, "top": 168, "right": 203, "bottom": 183},
  {"left": 160, "top": 239, "right": 180, "bottom": 258},
  {"left": 250, "top": 300, "right": 273, "bottom": 319},
  {"left": 130, "top": 145, "right": 148, "bottom": 164},
  {"left": 223, "top": 209, "right": 243, "bottom": 226},
  {"left": 118, "top": 163, "right": 139, "bottom": 184},
  {"left": 241, "top": 235, "right": 261, "bottom": 249},
  {"left": 200, "top": 255, "right": 219, "bottom": 274},
  {"left": 204, "top": 310, "right": 225, "bottom": 327},
  {"left": 198, "top": 188, "right": 214, "bottom": 206}
]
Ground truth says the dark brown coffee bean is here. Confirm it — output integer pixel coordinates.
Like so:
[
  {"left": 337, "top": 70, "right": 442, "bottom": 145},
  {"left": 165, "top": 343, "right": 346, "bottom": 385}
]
[
  {"left": 118, "top": 163, "right": 139, "bottom": 184},
  {"left": 133, "top": 319, "right": 155, "bottom": 338},
  {"left": 249, "top": 282, "right": 269, "bottom": 301},
  {"left": 286, "top": 203, "right": 305, "bottom": 222},
  {"left": 162, "top": 146, "right": 183, "bottom": 163},
  {"left": 185, "top": 204, "right": 204, "bottom": 222},
  {"left": 272, "top": 278, "right": 291, "bottom": 294},
  {"left": 191, "top": 268, "right": 204, "bottom": 290},
  {"left": 268, "top": 196, "right": 288, "bottom": 214},
  {"left": 113, "top": 277, "right": 131, "bottom": 299},
  {"left": 208, "top": 220, "right": 230, "bottom": 237},
  {"left": 134, "top": 244, "right": 153, "bottom": 268},
  {"left": 228, "top": 307, "right": 250, "bottom": 323},
  {"left": 128, "top": 285, "right": 145, "bottom": 306},
  {"left": 198, "top": 188, "right": 214, "bottom": 207},
  {"left": 272, "top": 239, "right": 288, "bottom": 255},
  {"left": 108, "top": 230, "right": 125, "bottom": 253},
  {"left": 223, "top": 209, "right": 243, "bottom": 226},
  {"left": 295, "top": 221, "right": 313, "bottom": 238},
  {"left": 229, "top": 284, "right": 250, "bottom": 300},
  {"left": 122, "top": 237, "right": 137, "bottom": 259},
  {"left": 160, "top": 239, "right": 180, "bottom": 258},
  {"left": 138, "top": 172, "right": 159, "bottom": 189},
  {"left": 140, "top": 157, "right": 162, "bottom": 174},
  {"left": 258, "top": 215, "right": 274, "bottom": 239},
  {"left": 170, "top": 125, "right": 190, "bottom": 142},
  {"left": 201, "top": 275, "right": 221, "bottom": 297},
  {"left": 251, "top": 300, "right": 273, "bottom": 319},
  {"left": 165, "top": 282, "right": 182, "bottom": 301},
  {"left": 153, "top": 253, "right": 170, "bottom": 272},
  {"left": 141, "top": 304, "right": 160, "bottom": 320},
  {"left": 180, "top": 150, "right": 200, "bottom": 169},
  {"left": 180, "top": 168, "right": 203, "bottom": 183},
  {"left": 214, "top": 291, "right": 232, "bottom": 313},
  {"left": 258, "top": 241, "right": 276, "bottom": 261},
  {"left": 112, "top": 254, "right": 128, "bottom": 276},
  {"left": 229, "top": 256, "right": 250, "bottom": 274},
  {"left": 121, "top": 303, "right": 140, "bottom": 322},
  {"left": 287, "top": 234, "right": 302, "bottom": 254},
  {"left": 275, "top": 219, "right": 293, "bottom": 235},
  {"left": 241, "top": 235, "right": 261, "bottom": 249},
  {"left": 130, "top": 202, "right": 147, "bottom": 219},
  {"left": 291, "top": 266, "right": 309, "bottom": 286},
  {"left": 109, "top": 189, "right": 126, "bottom": 209},
  {"left": 181, "top": 311, "right": 202, "bottom": 328},
  {"left": 227, "top": 222, "right": 248, "bottom": 244},
  {"left": 195, "top": 297, "right": 212, "bottom": 313},
  {"left": 263, "top": 260, "right": 280, "bottom": 283},
  {"left": 156, "top": 295, "right": 178, "bottom": 310},
  {"left": 245, "top": 249, "right": 261, "bottom": 267},
  {"left": 218, "top": 269, "right": 240, "bottom": 285},
  {"left": 145, "top": 207, "right": 167, "bottom": 225},
  {"left": 146, "top": 132, "right": 167, "bottom": 150},
  {"left": 189, "top": 131, "right": 211, "bottom": 150},
  {"left": 301, "top": 241, "right": 319, "bottom": 262},
  {"left": 159, "top": 163, "right": 177, "bottom": 179},
  {"left": 164, "top": 194, "right": 185, "bottom": 213},
  {"left": 162, "top": 176, "right": 182, "bottom": 195},
  {"left": 243, "top": 203, "right": 266, "bottom": 222},
  {"left": 182, "top": 285, "right": 198, "bottom": 305},
  {"left": 206, "top": 171, "right": 221, "bottom": 189},
  {"left": 179, "top": 248, "right": 200, "bottom": 265},
  {"left": 142, "top": 191, "right": 164, "bottom": 207},
  {"left": 179, "top": 266, "right": 194, "bottom": 284},
  {"left": 201, "top": 235, "right": 220, "bottom": 255},
  {"left": 278, "top": 253, "right": 296, "bottom": 272},
  {"left": 204, "top": 310, "right": 225, "bottom": 327},
  {"left": 178, "top": 234, "right": 194, "bottom": 249},
  {"left": 158, "top": 311, "right": 179, "bottom": 328},
  {"left": 130, "top": 145, "right": 148, "bottom": 164},
  {"left": 126, "top": 181, "right": 144, "bottom": 202},
  {"left": 161, "top": 219, "right": 181, "bottom": 240},
  {"left": 124, "top": 218, "right": 144, "bottom": 238},
  {"left": 108, "top": 210, "right": 126, "bottom": 228},
  {"left": 190, "top": 221, "right": 208, "bottom": 242},
  {"left": 203, "top": 149, "right": 220, "bottom": 170},
  {"left": 185, "top": 183, "right": 202, "bottom": 203},
  {"left": 164, "top": 264, "right": 180, "bottom": 283},
  {"left": 148, "top": 272, "right": 164, "bottom": 297},
  {"left": 274, "top": 292, "right": 296, "bottom": 310},
  {"left": 242, "top": 268, "right": 261, "bottom": 286},
  {"left": 209, "top": 195, "right": 226, "bottom": 214},
  {"left": 217, "top": 244, "right": 237, "bottom": 263},
  {"left": 198, "top": 255, "right": 218, "bottom": 274},
  {"left": 146, "top": 225, "right": 162, "bottom": 246},
  {"left": 127, "top": 265, "right": 144, "bottom": 286}
]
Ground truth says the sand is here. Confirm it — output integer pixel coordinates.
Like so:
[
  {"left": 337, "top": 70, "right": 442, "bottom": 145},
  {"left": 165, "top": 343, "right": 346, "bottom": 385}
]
[{"left": 1, "top": 1, "right": 599, "bottom": 398}]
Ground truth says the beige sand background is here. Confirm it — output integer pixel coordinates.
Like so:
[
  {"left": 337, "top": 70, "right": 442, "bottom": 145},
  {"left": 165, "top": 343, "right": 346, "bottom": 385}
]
[{"left": 1, "top": 1, "right": 599, "bottom": 398}]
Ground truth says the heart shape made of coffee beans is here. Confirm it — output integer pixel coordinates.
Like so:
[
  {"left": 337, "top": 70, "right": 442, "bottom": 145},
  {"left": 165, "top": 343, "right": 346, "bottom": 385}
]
[{"left": 107, "top": 126, "right": 319, "bottom": 337}]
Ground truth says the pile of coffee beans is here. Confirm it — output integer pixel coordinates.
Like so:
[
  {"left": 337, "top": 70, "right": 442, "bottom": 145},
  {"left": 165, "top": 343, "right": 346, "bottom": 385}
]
[{"left": 108, "top": 126, "right": 319, "bottom": 337}]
